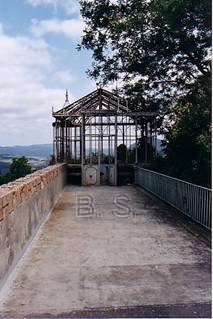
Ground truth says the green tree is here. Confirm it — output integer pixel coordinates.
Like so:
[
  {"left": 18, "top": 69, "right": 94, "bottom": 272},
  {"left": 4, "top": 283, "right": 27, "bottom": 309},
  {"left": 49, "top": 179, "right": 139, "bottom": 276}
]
[
  {"left": 10, "top": 157, "right": 32, "bottom": 180},
  {"left": 80, "top": 0, "right": 211, "bottom": 186},
  {"left": 0, "top": 173, "right": 6, "bottom": 186},
  {"left": 79, "top": 0, "right": 211, "bottom": 110},
  {"left": 117, "top": 144, "right": 127, "bottom": 162},
  {"left": 162, "top": 75, "right": 211, "bottom": 187}
]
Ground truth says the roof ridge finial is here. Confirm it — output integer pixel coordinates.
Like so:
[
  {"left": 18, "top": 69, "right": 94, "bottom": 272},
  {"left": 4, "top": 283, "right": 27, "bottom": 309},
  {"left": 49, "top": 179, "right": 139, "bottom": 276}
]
[{"left": 65, "top": 89, "right": 69, "bottom": 103}]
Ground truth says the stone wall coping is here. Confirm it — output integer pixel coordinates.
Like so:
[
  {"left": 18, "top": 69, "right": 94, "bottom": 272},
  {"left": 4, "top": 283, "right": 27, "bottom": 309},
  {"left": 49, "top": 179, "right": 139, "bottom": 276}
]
[{"left": 0, "top": 163, "right": 66, "bottom": 222}]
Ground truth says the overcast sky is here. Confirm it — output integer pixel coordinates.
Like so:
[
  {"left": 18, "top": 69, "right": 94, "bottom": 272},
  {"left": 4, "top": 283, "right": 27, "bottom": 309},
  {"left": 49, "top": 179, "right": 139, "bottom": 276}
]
[{"left": 0, "top": 0, "right": 97, "bottom": 146}]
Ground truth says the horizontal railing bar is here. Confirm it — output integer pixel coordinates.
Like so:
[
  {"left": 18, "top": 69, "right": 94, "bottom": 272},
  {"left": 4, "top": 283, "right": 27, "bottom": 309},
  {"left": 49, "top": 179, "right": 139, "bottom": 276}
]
[
  {"left": 135, "top": 167, "right": 211, "bottom": 231},
  {"left": 136, "top": 167, "right": 211, "bottom": 191}
]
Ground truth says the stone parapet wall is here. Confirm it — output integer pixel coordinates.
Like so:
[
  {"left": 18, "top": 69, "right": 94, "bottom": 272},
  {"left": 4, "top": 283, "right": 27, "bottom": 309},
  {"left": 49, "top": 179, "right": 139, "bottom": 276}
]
[{"left": 0, "top": 163, "right": 66, "bottom": 288}]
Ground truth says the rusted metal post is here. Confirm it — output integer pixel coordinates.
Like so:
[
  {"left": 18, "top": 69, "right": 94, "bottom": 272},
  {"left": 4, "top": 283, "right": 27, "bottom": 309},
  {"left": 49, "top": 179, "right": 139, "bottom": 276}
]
[
  {"left": 74, "top": 126, "right": 77, "bottom": 163},
  {"left": 114, "top": 112, "right": 118, "bottom": 185},
  {"left": 145, "top": 122, "right": 148, "bottom": 163},
  {"left": 98, "top": 114, "right": 101, "bottom": 170},
  {"left": 135, "top": 116, "right": 138, "bottom": 164},
  {"left": 81, "top": 114, "right": 85, "bottom": 168},
  {"left": 52, "top": 124, "right": 54, "bottom": 158},
  {"left": 65, "top": 120, "right": 68, "bottom": 161},
  {"left": 56, "top": 120, "right": 59, "bottom": 162}
]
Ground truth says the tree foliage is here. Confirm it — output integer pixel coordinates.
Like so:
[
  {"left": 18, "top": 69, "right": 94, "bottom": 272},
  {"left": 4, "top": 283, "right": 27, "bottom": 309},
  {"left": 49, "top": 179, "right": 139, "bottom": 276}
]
[
  {"left": 162, "top": 75, "right": 211, "bottom": 187},
  {"left": 0, "top": 156, "right": 32, "bottom": 186},
  {"left": 80, "top": 0, "right": 211, "bottom": 187},
  {"left": 117, "top": 144, "right": 127, "bottom": 162},
  {"left": 10, "top": 156, "right": 32, "bottom": 180},
  {"left": 79, "top": 0, "right": 211, "bottom": 110}
]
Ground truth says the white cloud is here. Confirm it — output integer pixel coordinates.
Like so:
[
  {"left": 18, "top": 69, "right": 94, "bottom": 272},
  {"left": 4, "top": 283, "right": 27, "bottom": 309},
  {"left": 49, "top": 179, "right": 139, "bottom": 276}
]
[
  {"left": 26, "top": 0, "right": 80, "bottom": 15},
  {"left": 31, "top": 17, "right": 84, "bottom": 40},
  {"left": 55, "top": 70, "right": 74, "bottom": 84},
  {"left": 0, "top": 27, "right": 74, "bottom": 146}
]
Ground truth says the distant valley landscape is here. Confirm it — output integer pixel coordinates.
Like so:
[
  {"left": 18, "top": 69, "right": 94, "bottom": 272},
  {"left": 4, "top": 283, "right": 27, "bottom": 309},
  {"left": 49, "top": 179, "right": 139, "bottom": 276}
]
[
  {"left": 0, "top": 144, "right": 52, "bottom": 173},
  {"left": 0, "top": 140, "right": 164, "bottom": 174},
  {"left": 0, "top": 144, "right": 52, "bottom": 157}
]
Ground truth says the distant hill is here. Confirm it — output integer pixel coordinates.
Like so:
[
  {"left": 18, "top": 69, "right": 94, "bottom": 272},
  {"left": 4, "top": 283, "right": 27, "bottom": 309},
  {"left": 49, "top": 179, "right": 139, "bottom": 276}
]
[
  {"left": 0, "top": 144, "right": 52, "bottom": 158},
  {"left": 0, "top": 139, "right": 165, "bottom": 159}
]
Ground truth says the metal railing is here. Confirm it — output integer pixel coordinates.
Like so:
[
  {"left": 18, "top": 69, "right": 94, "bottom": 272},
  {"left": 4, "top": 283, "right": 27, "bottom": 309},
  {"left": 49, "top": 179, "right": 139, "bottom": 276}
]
[{"left": 135, "top": 167, "right": 212, "bottom": 230}]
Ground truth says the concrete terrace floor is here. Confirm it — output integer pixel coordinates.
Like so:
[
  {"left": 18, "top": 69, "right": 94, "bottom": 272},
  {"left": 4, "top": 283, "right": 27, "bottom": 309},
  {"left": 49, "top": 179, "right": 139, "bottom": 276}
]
[{"left": 0, "top": 185, "right": 211, "bottom": 318}]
